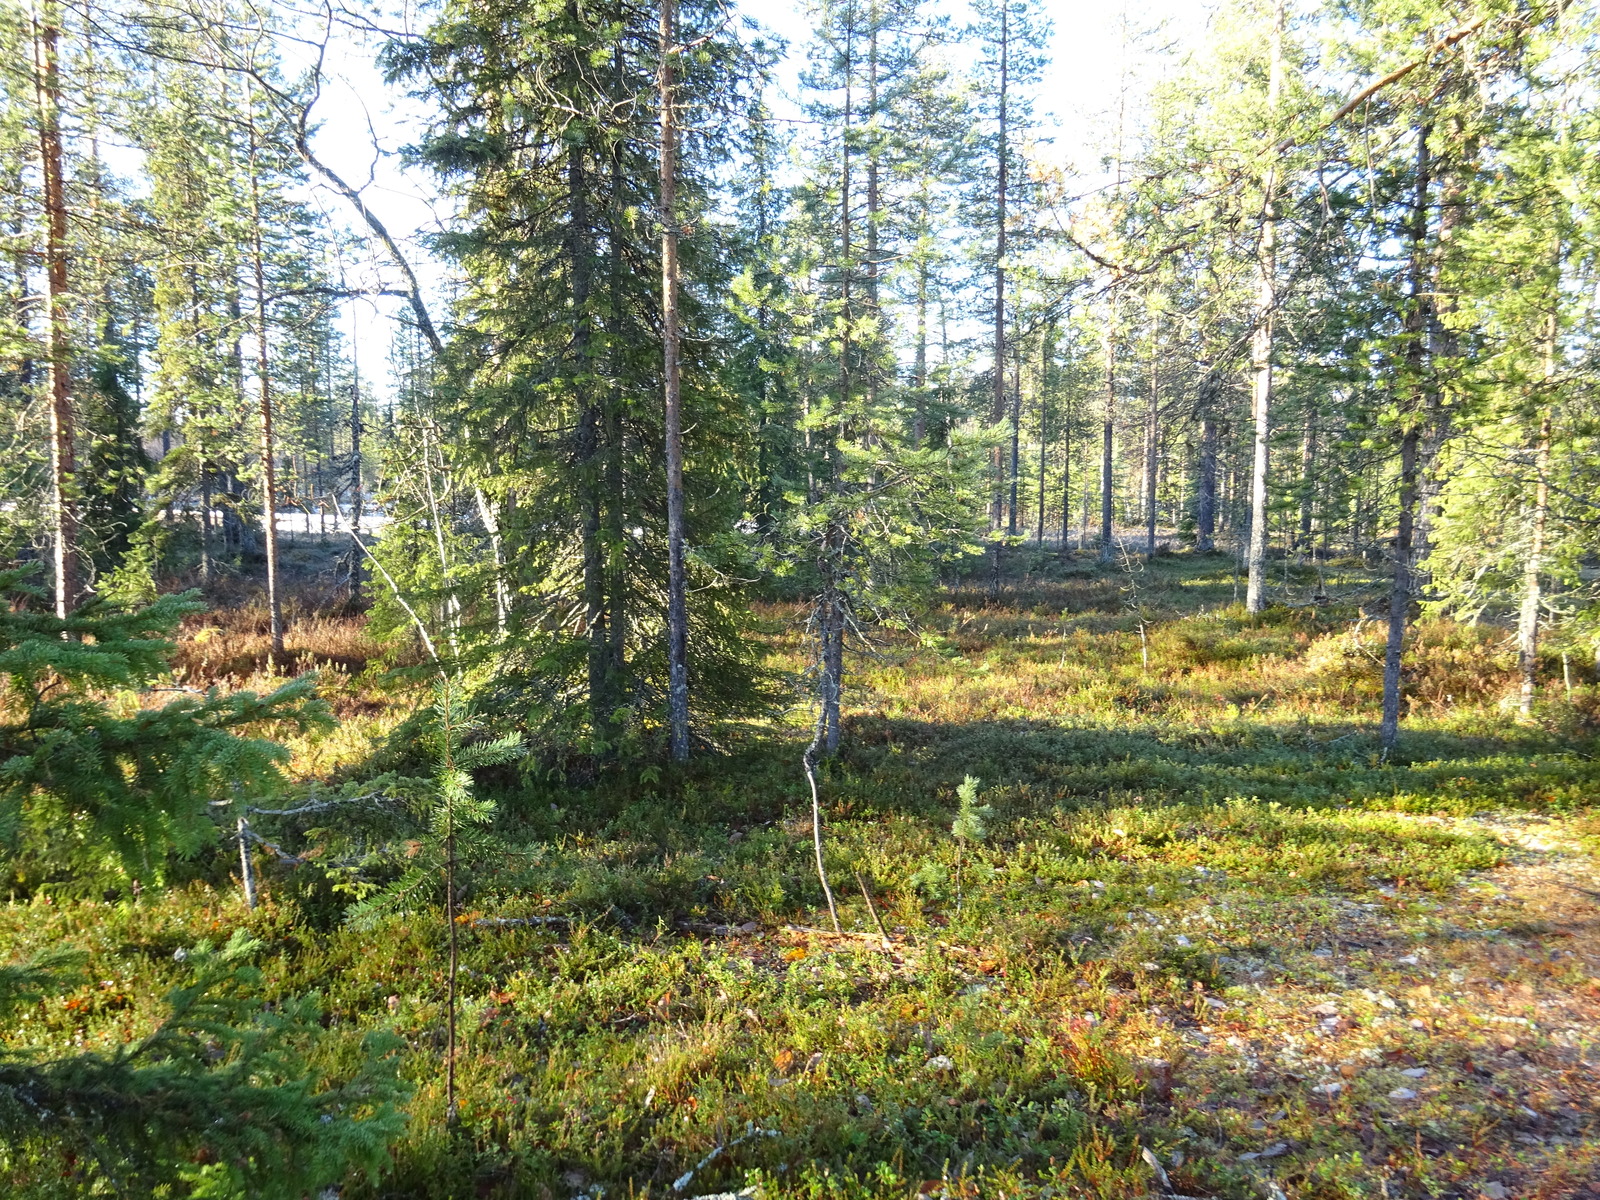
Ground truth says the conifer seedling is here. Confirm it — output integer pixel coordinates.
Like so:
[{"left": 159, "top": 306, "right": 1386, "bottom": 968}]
[{"left": 952, "top": 775, "right": 991, "bottom": 913}]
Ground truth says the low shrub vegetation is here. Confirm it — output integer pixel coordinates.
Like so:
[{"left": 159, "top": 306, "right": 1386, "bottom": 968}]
[{"left": 5, "top": 556, "right": 1596, "bottom": 1197}]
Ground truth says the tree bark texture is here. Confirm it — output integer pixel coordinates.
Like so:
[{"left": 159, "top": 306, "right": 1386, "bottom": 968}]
[
  {"left": 661, "top": 0, "right": 690, "bottom": 762},
  {"left": 1518, "top": 312, "right": 1558, "bottom": 717},
  {"left": 990, "top": 2, "right": 1009, "bottom": 529},
  {"left": 1099, "top": 325, "right": 1115, "bottom": 562},
  {"left": 1195, "top": 377, "right": 1218, "bottom": 553},
  {"left": 33, "top": 6, "right": 78, "bottom": 617},
  {"left": 1381, "top": 127, "right": 1432, "bottom": 754},
  {"left": 1245, "top": 0, "right": 1284, "bottom": 615},
  {"left": 247, "top": 102, "right": 285, "bottom": 660}
]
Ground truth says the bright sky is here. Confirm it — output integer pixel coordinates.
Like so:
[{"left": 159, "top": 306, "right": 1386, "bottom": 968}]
[{"left": 289, "top": 0, "right": 1214, "bottom": 394}]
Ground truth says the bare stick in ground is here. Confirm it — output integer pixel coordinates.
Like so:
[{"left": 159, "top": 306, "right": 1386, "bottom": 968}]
[
  {"left": 803, "top": 711, "right": 841, "bottom": 934},
  {"left": 855, "top": 869, "right": 891, "bottom": 947}
]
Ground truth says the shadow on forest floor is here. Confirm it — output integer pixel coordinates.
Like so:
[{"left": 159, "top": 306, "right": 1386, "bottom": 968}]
[{"left": 10, "top": 551, "right": 1597, "bottom": 1196}]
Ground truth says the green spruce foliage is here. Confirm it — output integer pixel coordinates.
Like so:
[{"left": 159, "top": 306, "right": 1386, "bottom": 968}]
[
  {"left": 379, "top": 0, "right": 768, "bottom": 758},
  {"left": 0, "top": 931, "right": 407, "bottom": 1198},
  {"left": 0, "top": 569, "right": 328, "bottom": 890}
]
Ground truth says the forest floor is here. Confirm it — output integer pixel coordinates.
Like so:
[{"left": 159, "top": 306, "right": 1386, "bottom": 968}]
[{"left": 5, "top": 551, "right": 1600, "bottom": 1199}]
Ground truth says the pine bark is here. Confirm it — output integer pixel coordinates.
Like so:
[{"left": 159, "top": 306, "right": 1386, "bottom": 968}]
[
  {"left": 33, "top": 6, "right": 78, "bottom": 617},
  {"left": 1195, "top": 376, "right": 1218, "bottom": 553},
  {"left": 1144, "top": 318, "right": 1159, "bottom": 558},
  {"left": 247, "top": 102, "right": 284, "bottom": 661},
  {"left": 1099, "top": 325, "right": 1115, "bottom": 562},
  {"left": 989, "top": 1, "right": 1009, "bottom": 551},
  {"left": 661, "top": 0, "right": 690, "bottom": 762}
]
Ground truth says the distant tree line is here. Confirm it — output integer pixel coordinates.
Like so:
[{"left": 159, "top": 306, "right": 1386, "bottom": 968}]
[{"left": 1, "top": 0, "right": 1597, "bottom": 760}]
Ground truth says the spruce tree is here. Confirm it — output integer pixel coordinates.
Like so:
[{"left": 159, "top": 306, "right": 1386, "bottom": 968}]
[{"left": 385, "top": 0, "right": 765, "bottom": 757}]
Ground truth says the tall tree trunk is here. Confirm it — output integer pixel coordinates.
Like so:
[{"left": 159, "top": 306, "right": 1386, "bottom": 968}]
[
  {"left": 1060, "top": 383, "right": 1072, "bottom": 555},
  {"left": 604, "top": 132, "right": 627, "bottom": 724},
  {"left": 751, "top": 111, "right": 777, "bottom": 537},
  {"left": 989, "top": 0, "right": 1009, "bottom": 567},
  {"left": 912, "top": 256, "right": 928, "bottom": 449},
  {"left": 661, "top": 0, "right": 689, "bottom": 762},
  {"left": 1196, "top": 377, "right": 1218, "bottom": 553},
  {"left": 1036, "top": 333, "right": 1049, "bottom": 547},
  {"left": 1245, "top": 0, "right": 1285, "bottom": 615},
  {"left": 1099, "top": 324, "right": 1115, "bottom": 562},
  {"left": 247, "top": 101, "right": 284, "bottom": 662},
  {"left": 1144, "top": 316, "right": 1159, "bottom": 558},
  {"left": 1413, "top": 123, "right": 1474, "bottom": 593},
  {"left": 1381, "top": 127, "right": 1432, "bottom": 755},
  {"left": 347, "top": 364, "right": 363, "bottom": 606},
  {"left": 33, "top": 4, "right": 77, "bottom": 617},
  {"left": 564, "top": 96, "right": 608, "bottom": 733},
  {"left": 1297, "top": 404, "right": 1317, "bottom": 557},
  {"left": 228, "top": 292, "right": 247, "bottom": 563},
  {"left": 1008, "top": 350, "right": 1021, "bottom": 536},
  {"left": 821, "top": 12, "right": 856, "bottom": 757},
  {"left": 865, "top": 8, "right": 880, "bottom": 317},
  {"left": 1518, "top": 314, "right": 1557, "bottom": 717}
]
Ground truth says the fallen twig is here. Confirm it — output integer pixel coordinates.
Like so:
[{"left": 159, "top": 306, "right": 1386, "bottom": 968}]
[
  {"left": 237, "top": 827, "right": 304, "bottom": 867},
  {"left": 782, "top": 923, "right": 901, "bottom": 944},
  {"left": 671, "top": 1123, "right": 778, "bottom": 1193},
  {"left": 676, "top": 920, "right": 760, "bottom": 937},
  {"left": 246, "top": 790, "right": 404, "bottom": 818},
  {"left": 855, "top": 869, "right": 892, "bottom": 948}
]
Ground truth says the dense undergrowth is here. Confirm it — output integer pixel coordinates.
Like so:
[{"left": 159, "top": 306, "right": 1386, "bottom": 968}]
[{"left": 4, "top": 551, "right": 1599, "bottom": 1198}]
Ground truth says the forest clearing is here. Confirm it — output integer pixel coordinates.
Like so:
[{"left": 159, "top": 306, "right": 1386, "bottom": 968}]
[
  {"left": 7, "top": 553, "right": 1600, "bottom": 1197},
  {"left": 4, "top": 0, "right": 1600, "bottom": 1195}
]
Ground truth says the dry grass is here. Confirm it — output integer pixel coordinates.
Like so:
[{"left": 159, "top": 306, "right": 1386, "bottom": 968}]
[{"left": 156, "top": 554, "right": 420, "bottom": 776}]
